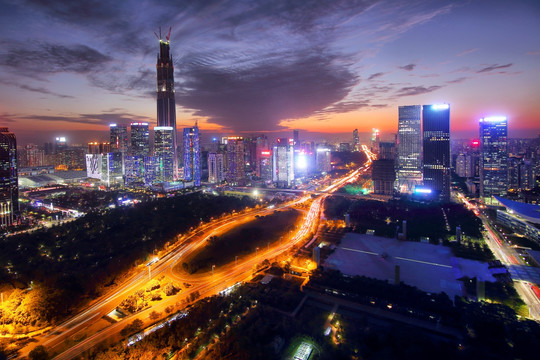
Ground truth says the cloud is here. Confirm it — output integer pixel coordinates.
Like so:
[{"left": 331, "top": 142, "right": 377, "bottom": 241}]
[
  {"left": 19, "top": 85, "right": 74, "bottom": 99},
  {"left": 20, "top": 111, "right": 153, "bottom": 127},
  {"left": 0, "top": 42, "right": 112, "bottom": 75},
  {"left": 527, "top": 51, "right": 540, "bottom": 55},
  {"left": 395, "top": 85, "right": 442, "bottom": 97},
  {"left": 476, "top": 63, "right": 513, "bottom": 73},
  {"left": 398, "top": 63, "right": 416, "bottom": 71},
  {"left": 457, "top": 48, "right": 478, "bottom": 56},
  {"left": 177, "top": 52, "right": 357, "bottom": 131},
  {"left": 446, "top": 77, "right": 468, "bottom": 84},
  {"left": 368, "top": 72, "right": 385, "bottom": 80}
]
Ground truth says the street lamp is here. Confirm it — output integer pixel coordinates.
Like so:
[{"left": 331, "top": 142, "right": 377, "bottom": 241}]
[
  {"left": 212, "top": 264, "right": 216, "bottom": 276},
  {"left": 256, "top": 247, "right": 259, "bottom": 256}
]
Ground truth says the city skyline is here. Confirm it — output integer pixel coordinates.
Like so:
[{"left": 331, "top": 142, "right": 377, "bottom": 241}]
[{"left": 0, "top": 0, "right": 539, "bottom": 145}]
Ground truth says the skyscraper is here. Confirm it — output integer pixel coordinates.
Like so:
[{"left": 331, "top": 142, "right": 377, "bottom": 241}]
[
  {"left": 208, "top": 152, "right": 224, "bottom": 183},
  {"left": 422, "top": 104, "right": 451, "bottom": 201},
  {"left": 156, "top": 30, "right": 178, "bottom": 178},
  {"left": 480, "top": 116, "right": 508, "bottom": 200},
  {"left": 154, "top": 126, "right": 175, "bottom": 182},
  {"left": 0, "top": 128, "right": 17, "bottom": 226},
  {"left": 225, "top": 137, "right": 245, "bottom": 183},
  {"left": 110, "top": 124, "right": 128, "bottom": 154},
  {"left": 397, "top": 105, "right": 422, "bottom": 193},
  {"left": 130, "top": 122, "right": 150, "bottom": 157},
  {"left": 353, "top": 129, "right": 360, "bottom": 151},
  {"left": 273, "top": 138, "right": 294, "bottom": 187},
  {"left": 183, "top": 123, "right": 200, "bottom": 186}
]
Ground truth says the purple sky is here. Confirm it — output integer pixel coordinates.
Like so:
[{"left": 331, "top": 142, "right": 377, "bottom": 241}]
[{"left": 0, "top": 0, "right": 539, "bottom": 145}]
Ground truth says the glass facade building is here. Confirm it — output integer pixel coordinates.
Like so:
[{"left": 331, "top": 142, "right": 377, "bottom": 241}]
[
  {"left": 422, "top": 104, "right": 451, "bottom": 201},
  {"left": 0, "top": 127, "right": 17, "bottom": 226},
  {"left": 183, "top": 124, "right": 200, "bottom": 186},
  {"left": 480, "top": 116, "right": 508, "bottom": 200},
  {"left": 397, "top": 105, "right": 423, "bottom": 193}
]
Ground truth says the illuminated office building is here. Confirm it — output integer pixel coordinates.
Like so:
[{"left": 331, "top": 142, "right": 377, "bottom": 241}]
[
  {"left": 0, "top": 128, "right": 17, "bottom": 226},
  {"left": 130, "top": 122, "right": 150, "bottom": 157},
  {"left": 183, "top": 123, "right": 200, "bottom": 186},
  {"left": 272, "top": 138, "right": 294, "bottom": 187},
  {"left": 480, "top": 116, "right": 508, "bottom": 200},
  {"left": 396, "top": 105, "right": 423, "bottom": 193},
  {"left": 353, "top": 129, "right": 360, "bottom": 151},
  {"left": 422, "top": 104, "right": 451, "bottom": 201}
]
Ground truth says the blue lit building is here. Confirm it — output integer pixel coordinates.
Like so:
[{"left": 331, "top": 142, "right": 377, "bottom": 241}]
[
  {"left": 183, "top": 123, "right": 200, "bottom": 186},
  {"left": 130, "top": 122, "right": 150, "bottom": 157},
  {"left": 479, "top": 116, "right": 508, "bottom": 201},
  {"left": 422, "top": 104, "right": 451, "bottom": 201}
]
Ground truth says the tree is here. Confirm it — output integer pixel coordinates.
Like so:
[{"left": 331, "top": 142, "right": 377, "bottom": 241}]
[
  {"left": 149, "top": 311, "right": 161, "bottom": 321},
  {"left": 28, "top": 345, "right": 49, "bottom": 360}
]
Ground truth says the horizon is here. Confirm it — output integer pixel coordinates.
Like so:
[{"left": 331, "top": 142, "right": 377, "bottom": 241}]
[{"left": 1, "top": 0, "right": 539, "bottom": 145}]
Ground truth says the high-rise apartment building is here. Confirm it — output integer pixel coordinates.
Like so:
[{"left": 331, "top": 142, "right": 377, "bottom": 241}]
[
  {"left": 480, "top": 116, "right": 508, "bottom": 200},
  {"left": 154, "top": 126, "right": 175, "bottom": 182},
  {"left": 397, "top": 105, "right": 423, "bottom": 193},
  {"left": 130, "top": 122, "right": 150, "bottom": 157},
  {"left": 422, "top": 104, "right": 451, "bottom": 201},
  {"left": 156, "top": 31, "right": 178, "bottom": 178},
  {"left": 24, "top": 144, "right": 44, "bottom": 167},
  {"left": 183, "top": 123, "right": 200, "bottom": 186},
  {"left": 208, "top": 152, "right": 225, "bottom": 183},
  {"left": 0, "top": 128, "right": 17, "bottom": 226},
  {"left": 273, "top": 138, "right": 294, "bottom": 187}
]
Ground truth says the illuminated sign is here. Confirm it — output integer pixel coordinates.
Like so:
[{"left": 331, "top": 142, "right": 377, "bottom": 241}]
[
  {"left": 261, "top": 151, "right": 271, "bottom": 156},
  {"left": 110, "top": 123, "right": 117, "bottom": 127},
  {"left": 431, "top": 104, "right": 449, "bottom": 110},
  {"left": 130, "top": 122, "right": 149, "bottom": 126},
  {"left": 480, "top": 116, "right": 506, "bottom": 122},
  {"left": 414, "top": 188, "right": 432, "bottom": 194},
  {"left": 471, "top": 140, "right": 480, "bottom": 147}
]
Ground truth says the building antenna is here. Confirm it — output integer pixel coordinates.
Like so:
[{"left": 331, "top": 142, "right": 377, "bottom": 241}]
[{"left": 166, "top": 26, "right": 172, "bottom": 41}]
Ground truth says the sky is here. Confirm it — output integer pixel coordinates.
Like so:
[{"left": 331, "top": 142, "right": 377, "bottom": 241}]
[{"left": 0, "top": 0, "right": 539, "bottom": 145}]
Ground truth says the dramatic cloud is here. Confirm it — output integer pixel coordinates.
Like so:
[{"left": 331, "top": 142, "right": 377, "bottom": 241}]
[
  {"left": 398, "top": 63, "right": 416, "bottom": 71},
  {"left": 395, "top": 85, "right": 442, "bottom": 97},
  {"left": 177, "top": 52, "right": 357, "bottom": 131},
  {"left": 477, "top": 63, "right": 513, "bottom": 73},
  {"left": 0, "top": 42, "right": 112, "bottom": 75}
]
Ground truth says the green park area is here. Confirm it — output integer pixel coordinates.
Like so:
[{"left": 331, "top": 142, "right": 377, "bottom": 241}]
[{"left": 181, "top": 209, "right": 302, "bottom": 274}]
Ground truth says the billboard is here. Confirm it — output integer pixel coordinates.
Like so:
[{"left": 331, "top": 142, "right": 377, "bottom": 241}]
[{"left": 86, "top": 154, "right": 102, "bottom": 179}]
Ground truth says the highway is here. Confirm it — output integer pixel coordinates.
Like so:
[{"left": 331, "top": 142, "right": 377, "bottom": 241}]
[
  {"left": 16, "top": 151, "right": 373, "bottom": 359},
  {"left": 456, "top": 193, "right": 540, "bottom": 319}
]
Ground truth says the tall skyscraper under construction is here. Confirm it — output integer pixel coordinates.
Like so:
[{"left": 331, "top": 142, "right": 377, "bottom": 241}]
[{"left": 156, "top": 27, "right": 178, "bottom": 178}]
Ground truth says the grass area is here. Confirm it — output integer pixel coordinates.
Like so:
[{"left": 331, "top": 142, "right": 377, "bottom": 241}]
[{"left": 182, "top": 209, "right": 301, "bottom": 274}]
